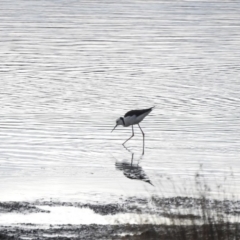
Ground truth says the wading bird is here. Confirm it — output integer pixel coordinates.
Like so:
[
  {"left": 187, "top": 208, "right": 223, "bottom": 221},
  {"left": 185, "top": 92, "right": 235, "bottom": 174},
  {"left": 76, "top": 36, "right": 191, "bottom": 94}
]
[{"left": 111, "top": 107, "right": 154, "bottom": 154}]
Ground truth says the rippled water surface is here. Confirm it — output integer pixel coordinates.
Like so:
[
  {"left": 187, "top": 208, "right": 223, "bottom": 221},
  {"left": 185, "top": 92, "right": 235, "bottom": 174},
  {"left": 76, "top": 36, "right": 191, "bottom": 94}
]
[{"left": 0, "top": 0, "right": 240, "bottom": 201}]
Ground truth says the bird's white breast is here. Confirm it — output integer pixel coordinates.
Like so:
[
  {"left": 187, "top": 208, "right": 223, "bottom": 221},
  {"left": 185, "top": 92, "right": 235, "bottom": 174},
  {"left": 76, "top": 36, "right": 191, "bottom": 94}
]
[{"left": 123, "top": 116, "right": 137, "bottom": 127}]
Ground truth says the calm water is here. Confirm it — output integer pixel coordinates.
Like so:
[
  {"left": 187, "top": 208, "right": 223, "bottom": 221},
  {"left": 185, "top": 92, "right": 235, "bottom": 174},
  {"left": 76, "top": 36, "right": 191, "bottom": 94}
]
[{"left": 0, "top": 0, "right": 240, "bottom": 201}]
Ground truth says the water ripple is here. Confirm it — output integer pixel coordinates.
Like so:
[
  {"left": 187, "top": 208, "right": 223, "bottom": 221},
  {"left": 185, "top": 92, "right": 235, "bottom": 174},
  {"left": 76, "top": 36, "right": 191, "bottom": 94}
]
[{"left": 0, "top": 0, "right": 240, "bottom": 200}]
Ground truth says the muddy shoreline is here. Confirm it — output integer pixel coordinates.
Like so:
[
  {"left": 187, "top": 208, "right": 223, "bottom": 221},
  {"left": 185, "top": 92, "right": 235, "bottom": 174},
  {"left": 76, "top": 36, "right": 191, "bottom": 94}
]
[
  {"left": 1, "top": 223, "right": 239, "bottom": 240},
  {"left": 1, "top": 196, "right": 240, "bottom": 239},
  {"left": 0, "top": 224, "right": 159, "bottom": 240},
  {"left": 1, "top": 196, "right": 240, "bottom": 216}
]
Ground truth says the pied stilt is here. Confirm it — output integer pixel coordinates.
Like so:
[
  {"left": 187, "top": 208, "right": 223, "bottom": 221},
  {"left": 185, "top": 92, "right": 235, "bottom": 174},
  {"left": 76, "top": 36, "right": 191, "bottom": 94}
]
[{"left": 111, "top": 107, "right": 154, "bottom": 154}]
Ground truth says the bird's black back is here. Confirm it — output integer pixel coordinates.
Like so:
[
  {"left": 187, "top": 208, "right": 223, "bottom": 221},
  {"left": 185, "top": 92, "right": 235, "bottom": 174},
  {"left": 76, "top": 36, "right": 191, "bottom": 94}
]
[{"left": 124, "top": 107, "right": 154, "bottom": 117}]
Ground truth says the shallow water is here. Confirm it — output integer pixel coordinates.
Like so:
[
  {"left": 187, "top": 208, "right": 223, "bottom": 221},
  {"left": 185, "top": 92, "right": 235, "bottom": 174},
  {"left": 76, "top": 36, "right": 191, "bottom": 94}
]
[{"left": 0, "top": 0, "right": 240, "bottom": 202}]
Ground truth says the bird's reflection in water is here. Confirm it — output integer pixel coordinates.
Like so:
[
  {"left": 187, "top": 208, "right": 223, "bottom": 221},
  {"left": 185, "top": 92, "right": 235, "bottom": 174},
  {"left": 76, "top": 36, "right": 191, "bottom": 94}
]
[{"left": 115, "top": 152, "right": 154, "bottom": 186}]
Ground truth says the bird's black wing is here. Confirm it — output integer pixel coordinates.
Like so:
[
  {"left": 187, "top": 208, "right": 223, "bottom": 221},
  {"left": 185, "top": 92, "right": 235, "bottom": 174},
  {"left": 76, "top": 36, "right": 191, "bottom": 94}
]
[{"left": 124, "top": 107, "right": 154, "bottom": 117}]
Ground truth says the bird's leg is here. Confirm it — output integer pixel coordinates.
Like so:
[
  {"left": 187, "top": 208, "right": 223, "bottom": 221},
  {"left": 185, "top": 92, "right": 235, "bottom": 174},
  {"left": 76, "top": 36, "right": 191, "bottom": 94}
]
[
  {"left": 122, "top": 125, "right": 134, "bottom": 146},
  {"left": 138, "top": 124, "right": 145, "bottom": 155},
  {"left": 131, "top": 152, "right": 134, "bottom": 167}
]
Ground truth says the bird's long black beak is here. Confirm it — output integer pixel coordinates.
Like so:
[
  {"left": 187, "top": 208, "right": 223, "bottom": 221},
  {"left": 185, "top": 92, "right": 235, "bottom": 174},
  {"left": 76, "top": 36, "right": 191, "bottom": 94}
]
[{"left": 111, "top": 124, "right": 117, "bottom": 132}]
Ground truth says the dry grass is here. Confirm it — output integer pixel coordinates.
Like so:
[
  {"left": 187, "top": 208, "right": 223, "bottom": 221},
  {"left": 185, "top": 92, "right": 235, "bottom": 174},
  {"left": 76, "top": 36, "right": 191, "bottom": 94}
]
[{"left": 121, "top": 170, "right": 240, "bottom": 240}]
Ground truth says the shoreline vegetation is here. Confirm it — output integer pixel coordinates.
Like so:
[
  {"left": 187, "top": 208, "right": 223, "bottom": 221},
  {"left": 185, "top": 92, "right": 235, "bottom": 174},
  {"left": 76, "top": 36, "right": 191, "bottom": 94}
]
[
  {"left": 0, "top": 195, "right": 239, "bottom": 239},
  {"left": 1, "top": 171, "right": 239, "bottom": 239}
]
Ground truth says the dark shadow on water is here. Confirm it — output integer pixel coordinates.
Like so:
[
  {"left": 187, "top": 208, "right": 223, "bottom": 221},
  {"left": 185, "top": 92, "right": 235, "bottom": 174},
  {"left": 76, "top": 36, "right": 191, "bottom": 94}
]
[{"left": 115, "top": 149, "right": 154, "bottom": 186}]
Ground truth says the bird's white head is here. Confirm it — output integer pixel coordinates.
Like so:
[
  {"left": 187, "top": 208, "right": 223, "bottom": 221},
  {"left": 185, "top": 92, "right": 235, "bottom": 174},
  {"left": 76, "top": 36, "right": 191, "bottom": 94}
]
[{"left": 111, "top": 117, "right": 124, "bottom": 132}]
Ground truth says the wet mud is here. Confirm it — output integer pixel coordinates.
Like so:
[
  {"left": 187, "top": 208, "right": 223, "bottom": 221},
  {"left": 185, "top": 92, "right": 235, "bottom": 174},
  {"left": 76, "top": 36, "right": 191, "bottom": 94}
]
[
  {"left": 0, "top": 224, "right": 159, "bottom": 240},
  {"left": 0, "top": 202, "right": 50, "bottom": 214},
  {"left": 1, "top": 223, "right": 239, "bottom": 240},
  {"left": 1, "top": 196, "right": 240, "bottom": 239}
]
